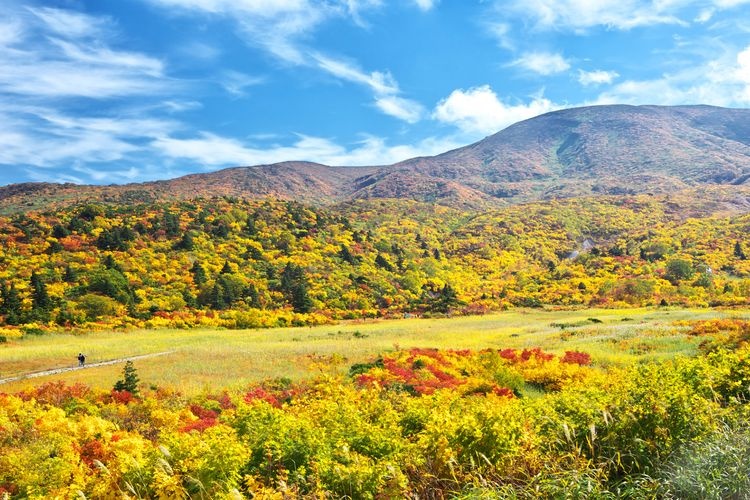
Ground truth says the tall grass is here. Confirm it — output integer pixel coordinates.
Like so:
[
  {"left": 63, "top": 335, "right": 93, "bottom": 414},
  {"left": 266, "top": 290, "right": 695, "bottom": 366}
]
[{"left": 0, "top": 307, "right": 745, "bottom": 394}]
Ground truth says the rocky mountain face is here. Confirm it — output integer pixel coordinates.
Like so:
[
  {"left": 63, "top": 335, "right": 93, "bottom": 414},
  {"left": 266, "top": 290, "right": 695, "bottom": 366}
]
[{"left": 4, "top": 104, "right": 750, "bottom": 210}]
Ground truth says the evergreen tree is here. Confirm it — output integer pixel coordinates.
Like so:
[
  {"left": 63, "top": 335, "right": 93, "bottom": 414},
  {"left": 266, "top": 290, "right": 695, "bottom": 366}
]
[
  {"left": 101, "top": 254, "right": 124, "bottom": 272},
  {"left": 164, "top": 212, "right": 180, "bottom": 237},
  {"left": 3, "top": 282, "right": 23, "bottom": 325},
  {"left": 51, "top": 223, "right": 70, "bottom": 239},
  {"left": 245, "top": 215, "right": 257, "bottom": 236},
  {"left": 220, "top": 260, "right": 233, "bottom": 274},
  {"left": 290, "top": 281, "right": 313, "bottom": 313},
  {"left": 279, "top": 263, "right": 313, "bottom": 312},
  {"left": 30, "top": 272, "right": 51, "bottom": 319},
  {"left": 245, "top": 284, "right": 261, "bottom": 308},
  {"left": 735, "top": 241, "right": 747, "bottom": 260},
  {"left": 190, "top": 261, "right": 207, "bottom": 285},
  {"left": 0, "top": 281, "right": 8, "bottom": 315},
  {"left": 339, "top": 245, "right": 357, "bottom": 265},
  {"left": 374, "top": 254, "right": 394, "bottom": 272},
  {"left": 113, "top": 361, "right": 140, "bottom": 396},
  {"left": 182, "top": 289, "right": 197, "bottom": 308},
  {"left": 174, "top": 231, "right": 195, "bottom": 251},
  {"left": 63, "top": 264, "right": 77, "bottom": 283},
  {"left": 209, "top": 281, "right": 228, "bottom": 309}
]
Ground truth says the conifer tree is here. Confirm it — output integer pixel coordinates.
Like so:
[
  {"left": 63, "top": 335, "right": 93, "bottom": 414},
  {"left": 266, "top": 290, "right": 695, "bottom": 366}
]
[
  {"left": 3, "top": 282, "right": 23, "bottom": 325},
  {"left": 113, "top": 361, "right": 140, "bottom": 396},
  {"left": 30, "top": 272, "right": 51, "bottom": 311},
  {"left": 190, "top": 261, "right": 207, "bottom": 285}
]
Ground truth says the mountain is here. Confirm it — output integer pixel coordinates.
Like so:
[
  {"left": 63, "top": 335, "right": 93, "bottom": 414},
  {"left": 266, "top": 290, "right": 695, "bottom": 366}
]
[{"left": 3, "top": 104, "right": 750, "bottom": 210}]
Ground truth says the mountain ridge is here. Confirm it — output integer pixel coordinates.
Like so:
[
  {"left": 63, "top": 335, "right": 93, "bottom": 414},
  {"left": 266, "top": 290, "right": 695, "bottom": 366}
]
[{"left": 4, "top": 104, "right": 750, "bottom": 211}]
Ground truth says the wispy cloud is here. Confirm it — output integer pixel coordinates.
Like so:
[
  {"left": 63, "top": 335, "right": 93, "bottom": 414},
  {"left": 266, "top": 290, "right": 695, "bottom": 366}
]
[
  {"left": 593, "top": 44, "right": 750, "bottom": 106},
  {"left": 375, "top": 96, "right": 424, "bottom": 123},
  {"left": 311, "top": 53, "right": 425, "bottom": 122},
  {"left": 414, "top": 0, "right": 438, "bottom": 11},
  {"left": 0, "top": 7, "right": 169, "bottom": 100},
  {"left": 433, "top": 85, "right": 558, "bottom": 136},
  {"left": 219, "top": 70, "right": 265, "bottom": 96},
  {"left": 28, "top": 6, "right": 109, "bottom": 38},
  {"left": 144, "top": 0, "right": 422, "bottom": 123},
  {"left": 152, "top": 131, "right": 460, "bottom": 167},
  {"left": 502, "top": 0, "right": 687, "bottom": 31},
  {"left": 510, "top": 51, "right": 571, "bottom": 75},
  {"left": 578, "top": 69, "right": 619, "bottom": 86}
]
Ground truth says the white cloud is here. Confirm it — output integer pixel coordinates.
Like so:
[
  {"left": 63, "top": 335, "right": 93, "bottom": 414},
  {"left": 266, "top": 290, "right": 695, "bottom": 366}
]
[
  {"left": 510, "top": 51, "right": 570, "bottom": 75},
  {"left": 413, "top": 0, "right": 438, "bottom": 11},
  {"left": 0, "top": 9, "right": 169, "bottom": 100},
  {"left": 312, "top": 53, "right": 399, "bottom": 95},
  {"left": 28, "top": 7, "right": 108, "bottom": 38},
  {"left": 311, "top": 53, "right": 424, "bottom": 122},
  {"left": 219, "top": 70, "right": 265, "bottom": 96},
  {"left": 375, "top": 96, "right": 424, "bottom": 123},
  {"left": 0, "top": 104, "right": 179, "bottom": 168},
  {"left": 152, "top": 132, "right": 461, "bottom": 167},
  {"left": 694, "top": 8, "right": 715, "bottom": 22},
  {"left": 144, "top": 0, "right": 419, "bottom": 122},
  {"left": 593, "top": 44, "right": 750, "bottom": 106},
  {"left": 0, "top": 20, "right": 24, "bottom": 47},
  {"left": 486, "top": 22, "right": 514, "bottom": 50},
  {"left": 578, "top": 69, "right": 620, "bottom": 86},
  {"left": 433, "top": 85, "right": 558, "bottom": 135},
  {"left": 504, "top": 0, "right": 686, "bottom": 31}
]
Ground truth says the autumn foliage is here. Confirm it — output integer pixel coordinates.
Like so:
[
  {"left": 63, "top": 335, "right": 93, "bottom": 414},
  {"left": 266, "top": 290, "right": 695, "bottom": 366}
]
[
  {"left": 0, "top": 196, "right": 747, "bottom": 333},
  {"left": 3, "top": 344, "right": 750, "bottom": 498}
]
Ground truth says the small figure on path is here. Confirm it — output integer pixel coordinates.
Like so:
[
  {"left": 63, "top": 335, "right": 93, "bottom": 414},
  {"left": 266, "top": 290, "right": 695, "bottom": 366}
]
[{"left": 77, "top": 353, "right": 86, "bottom": 367}]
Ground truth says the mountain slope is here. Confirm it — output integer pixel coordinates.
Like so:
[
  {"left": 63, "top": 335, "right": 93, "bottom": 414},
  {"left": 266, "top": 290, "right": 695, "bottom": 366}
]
[
  {"left": 382, "top": 104, "right": 750, "bottom": 202},
  {"left": 3, "top": 104, "right": 750, "bottom": 210}
]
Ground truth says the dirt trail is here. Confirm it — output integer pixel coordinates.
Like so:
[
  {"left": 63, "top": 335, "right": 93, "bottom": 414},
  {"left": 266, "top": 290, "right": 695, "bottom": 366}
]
[{"left": 0, "top": 351, "right": 175, "bottom": 385}]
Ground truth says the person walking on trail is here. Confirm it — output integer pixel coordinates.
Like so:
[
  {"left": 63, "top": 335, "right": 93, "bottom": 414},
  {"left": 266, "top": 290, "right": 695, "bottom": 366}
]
[{"left": 77, "top": 353, "right": 86, "bottom": 367}]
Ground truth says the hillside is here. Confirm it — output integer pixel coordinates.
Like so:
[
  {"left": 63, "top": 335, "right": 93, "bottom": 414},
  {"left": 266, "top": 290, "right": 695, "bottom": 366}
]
[
  {"left": 0, "top": 193, "right": 748, "bottom": 332},
  {"left": 2, "top": 105, "right": 750, "bottom": 210}
]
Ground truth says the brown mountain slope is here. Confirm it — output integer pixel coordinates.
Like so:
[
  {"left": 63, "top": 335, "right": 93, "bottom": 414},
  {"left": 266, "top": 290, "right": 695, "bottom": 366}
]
[
  {"left": 2, "top": 104, "right": 750, "bottom": 211},
  {"left": 382, "top": 104, "right": 750, "bottom": 202}
]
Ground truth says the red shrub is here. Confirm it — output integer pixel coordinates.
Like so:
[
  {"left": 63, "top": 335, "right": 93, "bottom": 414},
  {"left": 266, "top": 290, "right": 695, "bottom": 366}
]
[
  {"left": 110, "top": 390, "right": 135, "bottom": 405},
  {"left": 77, "top": 439, "right": 107, "bottom": 468},
  {"left": 492, "top": 386, "right": 515, "bottom": 398},
  {"left": 181, "top": 417, "right": 218, "bottom": 433},
  {"left": 244, "top": 387, "right": 282, "bottom": 408},
  {"left": 561, "top": 351, "right": 592, "bottom": 365},
  {"left": 18, "top": 381, "right": 91, "bottom": 406}
]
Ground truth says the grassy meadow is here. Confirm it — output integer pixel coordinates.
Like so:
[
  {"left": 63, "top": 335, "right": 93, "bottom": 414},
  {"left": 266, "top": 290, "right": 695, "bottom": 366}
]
[{"left": 2, "top": 307, "right": 746, "bottom": 394}]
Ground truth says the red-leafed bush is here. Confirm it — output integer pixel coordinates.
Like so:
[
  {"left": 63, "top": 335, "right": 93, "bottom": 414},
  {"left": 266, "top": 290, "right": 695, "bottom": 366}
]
[
  {"left": 561, "top": 350, "right": 592, "bottom": 365},
  {"left": 110, "top": 389, "right": 135, "bottom": 404}
]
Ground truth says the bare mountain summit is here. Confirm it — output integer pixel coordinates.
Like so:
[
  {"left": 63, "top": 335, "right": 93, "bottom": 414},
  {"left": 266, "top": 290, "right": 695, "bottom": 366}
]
[{"left": 3, "top": 104, "right": 750, "bottom": 210}]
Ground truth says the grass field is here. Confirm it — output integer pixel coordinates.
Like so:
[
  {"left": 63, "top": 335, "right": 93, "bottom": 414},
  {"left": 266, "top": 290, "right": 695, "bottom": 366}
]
[{"left": 1, "top": 307, "right": 748, "bottom": 394}]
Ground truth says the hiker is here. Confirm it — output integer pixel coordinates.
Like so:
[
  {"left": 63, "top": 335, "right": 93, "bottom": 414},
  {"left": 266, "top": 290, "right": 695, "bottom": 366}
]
[{"left": 77, "top": 353, "right": 86, "bottom": 367}]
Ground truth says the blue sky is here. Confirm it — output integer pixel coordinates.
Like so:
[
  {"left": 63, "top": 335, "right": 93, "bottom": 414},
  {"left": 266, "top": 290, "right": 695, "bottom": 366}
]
[{"left": 2, "top": 0, "right": 750, "bottom": 185}]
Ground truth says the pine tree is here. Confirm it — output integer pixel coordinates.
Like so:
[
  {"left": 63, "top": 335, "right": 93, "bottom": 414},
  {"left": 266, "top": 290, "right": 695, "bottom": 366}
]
[
  {"left": 190, "top": 261, "right": 207, "bottom": 285},
  {"left": 3, "top": 282, "right": 23, "bottom": 325},
  {"left": 220, "top": 260, "right": 233, "bottom": 274},
  {"left": 174, "top": 232, "right": 195, "bottom": 251},
  {"left": 113, "top": 361, "right": 140, "bottom": 396},
  {"left": 290, "top": 282, "right": 313, "bottom": 313},
  {"left": 735, "top": 241, "right": 747, "bottom": 260},
  {"left": 30, "top": 272, "right": 51, "bottom": 311},
  {"left": 339, "top": 245, "right": 357, "bottom": 264},
  {"left": 63, "top": 264, "right": 77, "bottom": 283}
]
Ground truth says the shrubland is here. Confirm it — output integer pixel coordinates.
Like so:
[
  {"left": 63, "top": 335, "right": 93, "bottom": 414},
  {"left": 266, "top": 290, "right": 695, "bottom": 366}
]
[
  {"left": 3, "top": 323, "right": 750, "bottom": 498},
  {"left": 0, "top": 195, "right": 747, "bottom": 333}
]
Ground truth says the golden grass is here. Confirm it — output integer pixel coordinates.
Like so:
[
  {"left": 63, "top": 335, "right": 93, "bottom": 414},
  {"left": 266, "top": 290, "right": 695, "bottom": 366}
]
[{"left": 1, "top": 307, "right": 747, "bottom": 395}]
